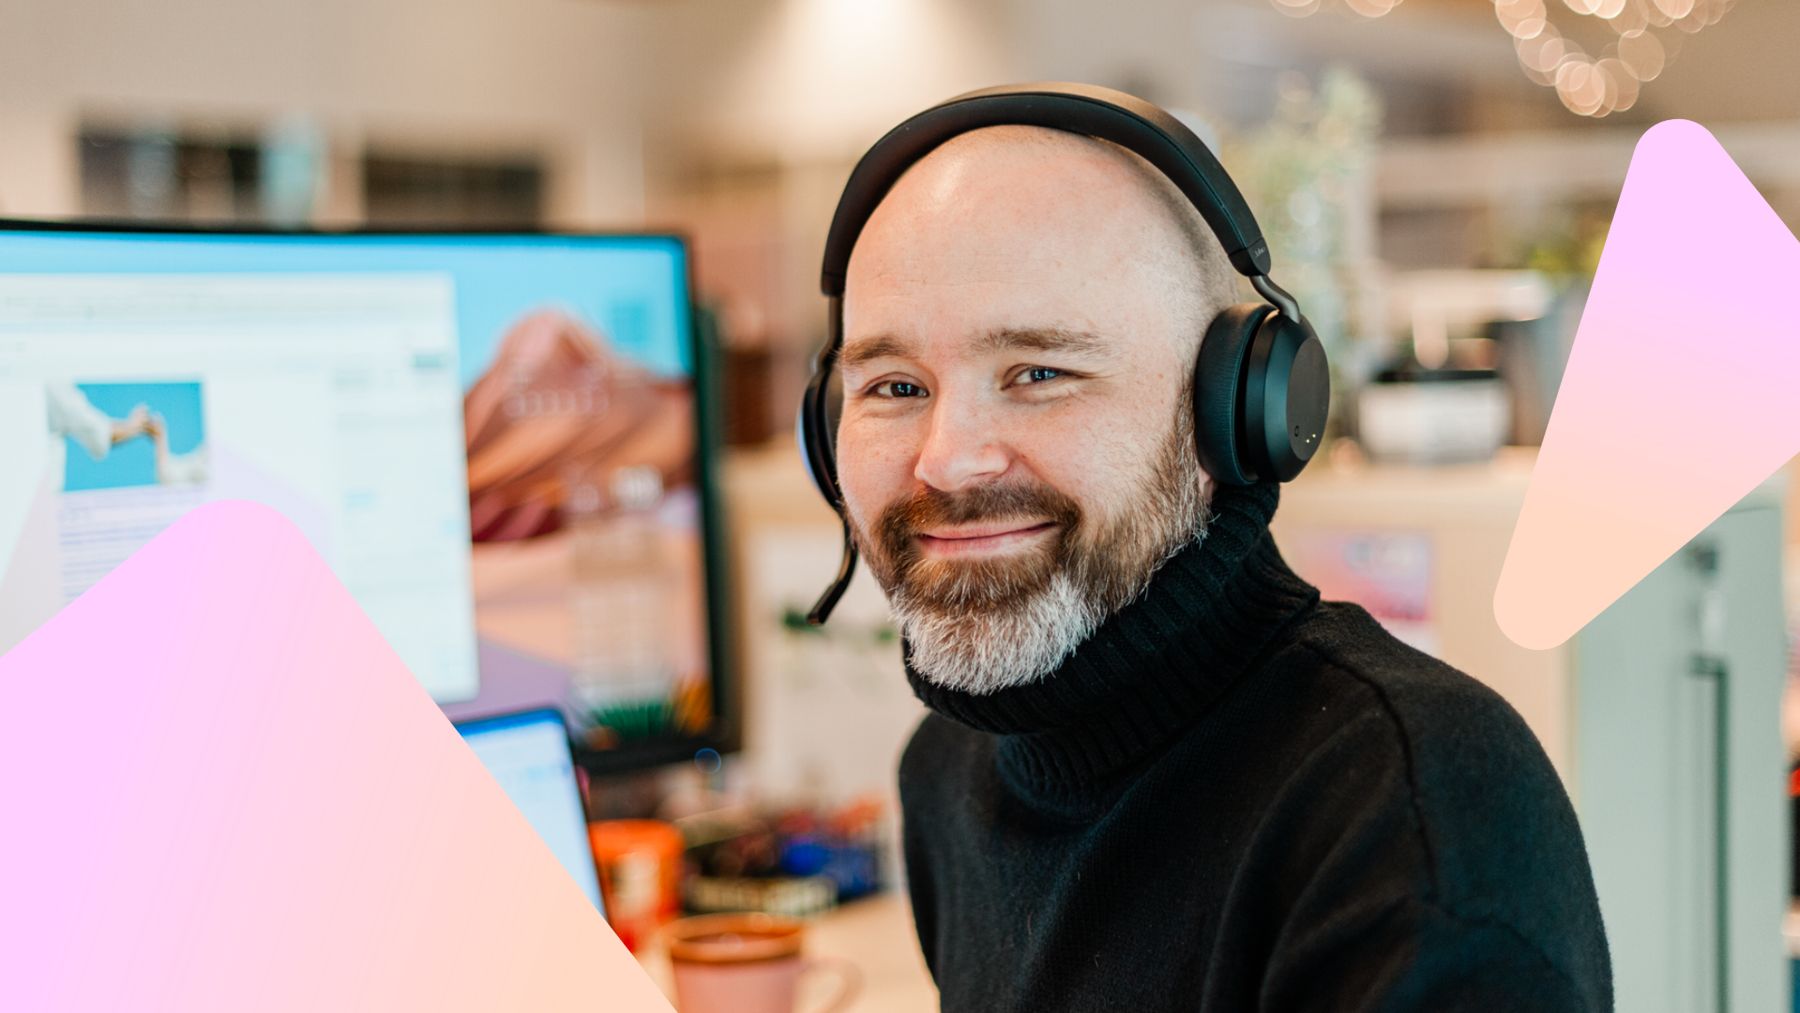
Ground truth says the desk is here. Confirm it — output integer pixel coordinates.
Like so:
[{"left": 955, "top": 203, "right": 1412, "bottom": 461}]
[{"left": 635, "top": 892, "right": 938, "bottom": 1011}]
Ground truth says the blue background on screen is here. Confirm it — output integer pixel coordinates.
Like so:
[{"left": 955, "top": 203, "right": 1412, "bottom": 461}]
[
  {"left": 62, "top": 380, "right": 205, "bottom": 492},
  {"left": 0, "top": 229, "right": 692, "bottom": 387}
]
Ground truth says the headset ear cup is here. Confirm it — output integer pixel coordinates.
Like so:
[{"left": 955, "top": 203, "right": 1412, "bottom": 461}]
[
  {"left": 799, "top": 295, "right": 849, "bottom": 508},
  {"left": 1194, "top": 302, "right": 1273, "bottom": 486},
  {"left": 797, "top": 301, "right": 857, "bottom": 625},
  {"left": 1243, "top": 312, "right": 1330, "bottom": 483},
  {"left": 798, "top": 364, "right": 841, "bottom": 506}
]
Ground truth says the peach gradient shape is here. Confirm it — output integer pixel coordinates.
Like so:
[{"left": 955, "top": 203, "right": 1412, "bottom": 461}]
[
  {"left": 1495, "top": 119, "right": 1800, "bottom": 650},
  {"left": 0, "top": 501, "right": 673, "bottom": 1012}
]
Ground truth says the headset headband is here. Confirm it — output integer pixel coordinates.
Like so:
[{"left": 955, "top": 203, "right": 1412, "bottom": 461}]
[{"left": 820, "top": 81, "right": 1272, "bottom": 297}]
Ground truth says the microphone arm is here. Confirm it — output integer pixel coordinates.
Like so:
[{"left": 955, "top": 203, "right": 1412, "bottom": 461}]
[{"left": 806, "top": 516, "right": 859, "bottom": 625}]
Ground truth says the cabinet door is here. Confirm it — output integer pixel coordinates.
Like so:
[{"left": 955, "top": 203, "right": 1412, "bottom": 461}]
[
  {"left": 1708, "top": 505, "right": 1789, "bottom": 1013},
  {"left": 1574, "top": 503, "right": 1788, "bottom": 1013}
]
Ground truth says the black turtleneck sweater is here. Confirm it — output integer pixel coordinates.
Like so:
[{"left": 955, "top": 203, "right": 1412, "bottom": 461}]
[{"left": 897, "top": 480, "right": 1612, "bottom": 1011}]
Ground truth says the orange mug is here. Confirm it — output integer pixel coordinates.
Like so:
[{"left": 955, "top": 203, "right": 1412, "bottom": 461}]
[{"left": 665, "top": 913, "right": 860, "bottom": 1013}]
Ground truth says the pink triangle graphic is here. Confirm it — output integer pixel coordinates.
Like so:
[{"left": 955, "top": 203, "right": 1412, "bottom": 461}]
[
  {"left": 0, "top": 500, "right": 673, "bottom": 1012},
  {"left": 1495, "top": 119, "right": 1800, "bottom": 650}
]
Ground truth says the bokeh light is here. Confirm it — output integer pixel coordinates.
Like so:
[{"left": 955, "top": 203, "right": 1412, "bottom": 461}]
[
  {"left": 1608, "top": 0, "right": 1650, "bottom": 35},
  {"left": 1617, "top": 29, "right": 1666, "bottom": 80},
  {"left": 1516, "top": 26, "right": 1570, "bottom": 73},
  {"left": 1265, "top": 0, "right": 1730, "bottom": 116},
  {"left": 1486, "top": 0, "right": 1726, "bottom": 116},
  {"left": 1596, "top": 56, "right": 1641, "bottom": 111},
  {"left": 1555, "top": 57, "right": 1607, "bottom": 116}
]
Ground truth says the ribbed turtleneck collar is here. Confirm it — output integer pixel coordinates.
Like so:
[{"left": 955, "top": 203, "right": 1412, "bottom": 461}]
[{"left": 904, "top": 480, "right": 1320, "bottom": 799}]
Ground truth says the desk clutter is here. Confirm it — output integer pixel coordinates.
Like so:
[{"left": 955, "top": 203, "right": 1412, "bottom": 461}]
[{"left": 591, "top": 795, "right": 893, "bottom": 952}]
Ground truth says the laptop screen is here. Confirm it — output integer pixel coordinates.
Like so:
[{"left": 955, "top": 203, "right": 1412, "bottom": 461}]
[{"left": 456, "top": 709, "right": 605, "bottom": 915}]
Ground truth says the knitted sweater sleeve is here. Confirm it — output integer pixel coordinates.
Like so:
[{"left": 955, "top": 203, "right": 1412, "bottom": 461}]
[
  {"left": 1253, "top": 640, "right": 1612, "bottom": 1011},
  {"left": 1262, "top": 892, "right": 1594, "bottom": 1012}
]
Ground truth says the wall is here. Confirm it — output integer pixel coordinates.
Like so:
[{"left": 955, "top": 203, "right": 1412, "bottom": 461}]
[
  {"left": 640, "top": 0, "right": 1014, "bottom": 168},
  {"left": 637, "top": 0, "right": 1018, "bottom": 432},
  {"left": 0, "top": 0, "right": 657, "bottom": 224}
]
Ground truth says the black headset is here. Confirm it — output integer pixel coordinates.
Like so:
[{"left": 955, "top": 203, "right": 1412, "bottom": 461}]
[{"left": 796, "top": 81, "right": 1330, "bottom": 626}]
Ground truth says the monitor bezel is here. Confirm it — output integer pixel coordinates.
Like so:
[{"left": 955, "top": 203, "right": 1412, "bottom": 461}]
[
  {"left": 452, "top": 705, "right": 606, "bottom": 911},
  {"left": 0, "top": 216, "right": 740, "bottom": 777}
]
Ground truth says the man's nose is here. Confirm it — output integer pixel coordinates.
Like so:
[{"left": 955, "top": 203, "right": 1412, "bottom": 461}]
[{"left": 914, "top": 398, "right": 1010, "bottom": 492}]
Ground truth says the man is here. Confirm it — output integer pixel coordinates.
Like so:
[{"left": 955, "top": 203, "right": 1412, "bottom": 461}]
[{"left": 829, "top": 117, "right": 1612, "bottom": 1008}]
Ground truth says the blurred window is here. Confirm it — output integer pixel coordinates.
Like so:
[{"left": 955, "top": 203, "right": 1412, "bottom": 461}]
[
  {"left": 361, "top": 153, "right": 543, "bottom": 229},
  {"left": 79, "top": 128, "right": 264, "bottom": 223}
]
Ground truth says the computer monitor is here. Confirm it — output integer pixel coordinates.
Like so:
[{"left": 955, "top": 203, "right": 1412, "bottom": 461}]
[
  {"left": 456, "top": 708, "right": 606, "bottom": 914},
  {"left": 0, "top": 222, "right": 732, "bottom": 772}
]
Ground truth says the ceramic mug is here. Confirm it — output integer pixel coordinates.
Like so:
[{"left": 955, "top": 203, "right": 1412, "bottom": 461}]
[{"left": 664, "top": 913, "right": 859, "bottom": 1013}]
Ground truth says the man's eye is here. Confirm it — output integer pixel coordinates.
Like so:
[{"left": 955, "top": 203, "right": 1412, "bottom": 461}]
[
  {"left": 1022, "top": 366, "right": 1063, "bottom": 384},
  {"left": 870, "top": 380, "right": 926, "bottom": 398}
]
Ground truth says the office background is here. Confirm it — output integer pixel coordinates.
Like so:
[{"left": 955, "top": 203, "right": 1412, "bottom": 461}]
[{"left": 3, "top": 1, "right": 1798, "bottom": 1010}]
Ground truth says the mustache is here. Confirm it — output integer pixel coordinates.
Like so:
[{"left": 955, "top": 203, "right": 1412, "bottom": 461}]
[{"left": 876, "top": 480, "right": 1083, "bottom": 557}]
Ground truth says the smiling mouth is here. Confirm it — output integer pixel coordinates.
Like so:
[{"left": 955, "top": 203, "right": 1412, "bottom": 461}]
[{"left": 916, "top": 521, "right": 1058, "bottom": 556}]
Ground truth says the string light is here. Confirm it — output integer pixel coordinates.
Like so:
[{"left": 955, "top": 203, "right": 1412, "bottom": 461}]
[
  {"left": 1265, "top": 0, "right": 1731, "bottom": 118},
  {"left": 1616, "top": 29, "right": 1665, "bottom": 79},
  {"left": 1496, "top": 0, "right": 1730, "bottom": 116},
  {"left": 1596, "top": 57, "right": 1641, "bottom": 110},
  {"left": 1607, "top": 0, "right": 1649, "bottom": 36}
]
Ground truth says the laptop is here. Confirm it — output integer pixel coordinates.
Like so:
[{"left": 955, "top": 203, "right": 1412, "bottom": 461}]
[{"left": 455, "top": 708, "right": 606, "bottom": 916}]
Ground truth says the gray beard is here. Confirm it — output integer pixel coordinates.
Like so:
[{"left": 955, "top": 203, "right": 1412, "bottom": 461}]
[
  {"left": 898, "top": 523, "right": 1208, "bottom": 696},
  {"left": 869, "top": 395, "right": 1209, "bottom": 696}
]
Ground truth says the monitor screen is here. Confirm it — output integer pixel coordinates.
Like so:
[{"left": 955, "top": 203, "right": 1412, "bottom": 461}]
[
  {"left": 456, "top": 709, "right": 606, "bottom": 914},
  {"left": 0, "top": 224, "right": 727, "bottom": 766}
]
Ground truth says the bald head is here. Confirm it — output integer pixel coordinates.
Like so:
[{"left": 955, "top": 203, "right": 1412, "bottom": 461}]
[{"left": 844, "top": 124, "right": 1237, "bottom": 360}]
